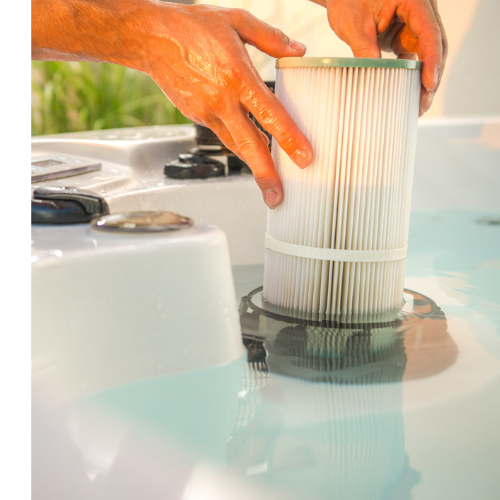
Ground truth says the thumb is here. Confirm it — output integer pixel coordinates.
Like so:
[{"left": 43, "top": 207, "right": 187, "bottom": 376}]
[{"left": 229, "top": 9, "right": 307, "bottom": 58}]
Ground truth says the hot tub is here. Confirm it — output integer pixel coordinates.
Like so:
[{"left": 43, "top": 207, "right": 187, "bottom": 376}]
[{"left": 32, "top": 118, "right": 500, "bottom": 500}]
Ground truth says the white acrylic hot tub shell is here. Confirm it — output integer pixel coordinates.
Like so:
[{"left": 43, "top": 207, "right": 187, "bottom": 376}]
[{"left": 32, "top": 223, "right": 244, "bottom": 403}]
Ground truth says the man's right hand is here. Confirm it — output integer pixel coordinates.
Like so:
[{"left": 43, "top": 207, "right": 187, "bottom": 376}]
[
  {"left": 32, "top": 0, "right": 315, "bottom": 208},
  {"left": 143, "top": 3, "right": 315, "bottom": 208}
]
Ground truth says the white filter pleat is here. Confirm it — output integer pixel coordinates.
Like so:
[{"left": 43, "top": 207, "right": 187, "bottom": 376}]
[{"left": 264, "top": 63, "right": 421, "bottom": 316}]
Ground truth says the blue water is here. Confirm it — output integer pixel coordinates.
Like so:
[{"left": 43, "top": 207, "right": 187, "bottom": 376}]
[
  {"left": 76, "top": 208, "right": 500, "bottom": 500},
  {"left": 407, "top": 209, "right": 500, "bottom": 324}
]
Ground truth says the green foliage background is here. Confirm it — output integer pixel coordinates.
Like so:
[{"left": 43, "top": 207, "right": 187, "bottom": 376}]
[{"left": 31, "top": 61, "right": 191, "bottom": 136}]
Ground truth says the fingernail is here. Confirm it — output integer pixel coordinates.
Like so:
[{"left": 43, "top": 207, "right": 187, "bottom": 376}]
[
  {"left": 289, "top": 39, "right": 306, "bottom": 52},
  {"left": 292, "top": 148, "right": 310, "bottom": 167},
  {"left": 264, "top": 189, "right": 279, "bottom": 208}
]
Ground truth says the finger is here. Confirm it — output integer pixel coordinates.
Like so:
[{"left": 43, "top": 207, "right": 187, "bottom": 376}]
[
  {"left": 222, "top": 111, "right": 284, "bottom": 209},
  {"left": 225, "top": 11, "right": 313, "bottom": 168},
  {"left": 392, "top": 27, "right": 434, "bottom": 114},
  {"left": 391, "top": 24, "right": 425, "bottom": 111},
  {"left": 208, "top": 118, "right": 270, "bottom": 164},
  {"left": 229, "top": 9, "right": 307, "bottom": 57},
  {"left": 395, "top": 0, "right": 443, "bottom": 93},
  {"left": 206, "top": 118, "right": 244, "bottom": 159},
  {"left": 391, "top": 24, "right": 421, "bottom": 59},
  {"left": 260, "top": 130, "right": 270, "bottom": 147},
  {"left": 240, "top": 81, "right": 314, "bottom": 169},
  {"left": 378, "top": 4, "right": 442, "bottom": 115},
  {"left": 429, "top": 0, "right": 448, "bottom": 91},
  {"left": 329, "top": 8, "right": 381, "bottom": 58}
]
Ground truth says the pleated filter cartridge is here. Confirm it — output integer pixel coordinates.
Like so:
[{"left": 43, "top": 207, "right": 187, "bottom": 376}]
[{"left": 263, "top": 57, "right": 421, "bottom": 317}]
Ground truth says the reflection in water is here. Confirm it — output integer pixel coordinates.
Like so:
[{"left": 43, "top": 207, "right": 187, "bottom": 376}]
[
  {"left": 239, "top": 287, "right": 458, "bottom": 384},
  {"left": 227, "top": 287, "right": 458, "bottom": 499},
  {"left": 79, "top": 286, "right": 460, "bottom": 500}
]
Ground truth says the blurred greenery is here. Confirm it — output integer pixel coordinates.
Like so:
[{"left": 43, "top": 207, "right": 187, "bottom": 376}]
[{"left": 31, "top": 61, "right": 191, "bottom": 136}]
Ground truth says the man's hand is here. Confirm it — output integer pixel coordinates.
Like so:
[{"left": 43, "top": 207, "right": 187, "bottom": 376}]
[
  {"left": 145, "top": 4, "right": 315, "bottom": 208},
  {"left": 32, "top": 0, "right": 314, "bottom": 208},
  {"left": 311, "top": 0, "right": 448, "bottom": 116}
]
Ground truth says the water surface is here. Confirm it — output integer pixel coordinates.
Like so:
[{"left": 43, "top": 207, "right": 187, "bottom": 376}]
[{"left": 77, "top": 208, "right": 500, "bottom": 500}]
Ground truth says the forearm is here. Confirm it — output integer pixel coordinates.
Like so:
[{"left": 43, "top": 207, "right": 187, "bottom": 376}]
[{"left": 31, "top": 0, "right": 157, "bottom": 72}]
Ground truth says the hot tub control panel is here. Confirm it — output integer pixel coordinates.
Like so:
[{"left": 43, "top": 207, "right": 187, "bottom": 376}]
[{"left": 31, "top": 155, "right": 101, "bottom": 182}]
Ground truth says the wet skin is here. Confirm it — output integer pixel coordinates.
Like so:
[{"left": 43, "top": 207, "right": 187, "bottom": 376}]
[
  {"left": 311, "top": 0, "right": 448, "bottom": 117},
  {"left": 32, "top": 0, "right": 447, "bottom": 208}
]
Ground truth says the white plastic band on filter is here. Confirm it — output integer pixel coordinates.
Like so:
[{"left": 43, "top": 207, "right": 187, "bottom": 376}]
[
  {"left": 263, "top": 58, "right": 421, "bottom": 316},
  {"left": 265, "top": 233, "right": 408, "bottom": 262}
]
